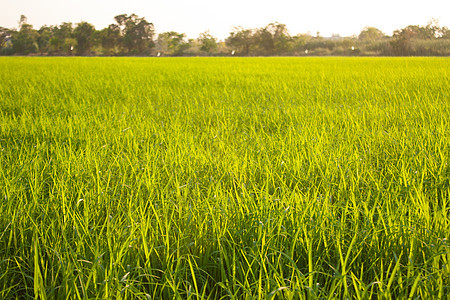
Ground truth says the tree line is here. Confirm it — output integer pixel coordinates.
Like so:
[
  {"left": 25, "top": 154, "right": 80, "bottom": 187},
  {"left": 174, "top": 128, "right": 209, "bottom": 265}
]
[{"left": 1, "top": 14, "right": 449, "bottom": 56}]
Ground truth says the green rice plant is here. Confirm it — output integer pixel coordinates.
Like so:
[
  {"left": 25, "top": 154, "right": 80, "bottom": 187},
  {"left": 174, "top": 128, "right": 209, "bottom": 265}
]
[{"left": 0, "top": 57, "right": 449, "bottom": 299}]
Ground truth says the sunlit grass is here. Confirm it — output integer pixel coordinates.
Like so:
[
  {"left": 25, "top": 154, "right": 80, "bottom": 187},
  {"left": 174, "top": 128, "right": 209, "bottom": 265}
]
[{"left": 0, "top": 57, "right": 449, "bottom": 299}]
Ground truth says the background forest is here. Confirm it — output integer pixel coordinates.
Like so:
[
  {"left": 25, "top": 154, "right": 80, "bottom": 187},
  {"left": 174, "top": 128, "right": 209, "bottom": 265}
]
[{"left": 0, "top": 14, "right": 449, "bottom": 56}]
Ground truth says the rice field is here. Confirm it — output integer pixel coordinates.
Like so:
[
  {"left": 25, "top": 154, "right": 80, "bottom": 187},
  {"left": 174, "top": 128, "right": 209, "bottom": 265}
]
[{"left": 0, "top": 57, "right": 449, "bottom": 299}]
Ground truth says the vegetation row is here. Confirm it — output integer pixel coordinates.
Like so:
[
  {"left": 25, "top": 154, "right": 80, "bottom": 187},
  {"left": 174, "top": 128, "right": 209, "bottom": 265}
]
[{"left": 0, "top": 14, "right": 449, "bottom": 56}]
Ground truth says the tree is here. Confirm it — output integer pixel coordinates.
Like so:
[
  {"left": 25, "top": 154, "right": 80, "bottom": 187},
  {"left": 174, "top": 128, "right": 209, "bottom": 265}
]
[
  {"left": 74, "top": 22, "right": 96, "bottom": 55},
  {"left": 157, "top": 32, "right": 190, "bottom": 56},
  {"left": 389, "top": 20, "right": 450, "bottom": 55},
  {"left": 198, "top": 31, "right": 217, "bottom": 54},
  {"left": 49, "top": 22, "right": 74, "bottom": 54},
  {"left": 255, "top": 22, "right": 291, "bottom": 55},
  {"left": 441, "top": 28, "right": 450, "bottom": 39},
  {"left": 358, "top": 27, "right": 385, "bottom": 41},
  {"left": 37, "top": 26, "right": 52, "bottom": 54},
  {"left": 0, "top": 27, "right": 11, "bottom": 48},
  {"left": 0, "top": 26, "right": 13, "bottom": 55},
  {"left": 100, "top": 24, "right": 122, "bottom": 55},
  {"left": 291, "top": 33, "right": 312, "bottom": 53},
  {"left": 114, "top": 14, "right": 154, "bottom": 54},
  {"left": 226, "top": 27, "right": 256, "bottom": 56},
  {"left": 390, "top": 24, "right": 434, "bottom": 55},
  {"left": 392, "top": 20, "right": 448, "bottom": 42},
  {"left": 425, "top": 19, "right": 448, "bottom": 38},
  {"left": 255, "top": 26, "right": 274, "bottom": 55},
  {"left": 12, "top": 15, "right": 39, "bottom": 54},
  {"left": 390, "top": 28, "right": 412, "bottom": 55}
]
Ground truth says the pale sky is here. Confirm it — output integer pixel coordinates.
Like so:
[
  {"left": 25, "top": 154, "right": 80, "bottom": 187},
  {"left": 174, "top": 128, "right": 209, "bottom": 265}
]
[{"left": 0, "top": 0, "right": 449, "bottom": 39}]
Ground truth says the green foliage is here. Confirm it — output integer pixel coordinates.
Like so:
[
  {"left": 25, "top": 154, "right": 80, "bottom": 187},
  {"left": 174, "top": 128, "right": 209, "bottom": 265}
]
[
  {"left": 0, "top": 57, "right": 449, "bottom": 298},
  {"left": 1, "top": 15, "right": 449, "bottom": 56},
  {"left": 255, "top": 22, "right": 292, "bottom": 55},
  {"left": 226, "top": 27, "right": 257, "bottom": 55},
  {"left": 198, "top": 31, "right": 218, "bottom": 54},
  {"left": 99, "top": 24, "right": 122, "bottom": 55},
  {"left": 37, "top": 26, "right": 52, "bottom": 54},
  {"left": 390, "top": 21, "right": 450, "bottom": 55},
  {"left": 11, "top": 22, "right": 39, "bottom": 55},
  {"left": 48, "top": 22, "right": 75, "bottom": 55},
  {"left": 114, "top": 14, "right": 155, "bottom": 55},
  {"left": 358, "top": 27, "right": 385, "bottom": 41},
  {"left": 73, "top": 22, "right": 96, "bottom": 55},
  {"left": 0, "top": 27, "right": 11, "bottom": 49},
  {"left": 157, "top": 31, "right": 190, "bottom": 56}
]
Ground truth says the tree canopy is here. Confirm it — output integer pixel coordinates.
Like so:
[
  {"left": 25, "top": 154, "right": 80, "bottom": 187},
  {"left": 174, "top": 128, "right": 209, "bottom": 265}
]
[{"left": 1, "top": 15, "right": 449, "bottom": 56}]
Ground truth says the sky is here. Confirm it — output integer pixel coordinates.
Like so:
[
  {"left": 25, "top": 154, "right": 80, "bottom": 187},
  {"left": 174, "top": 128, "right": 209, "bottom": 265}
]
[{"left": 1, "top": 0, "right": 449, "bottom": 39}]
